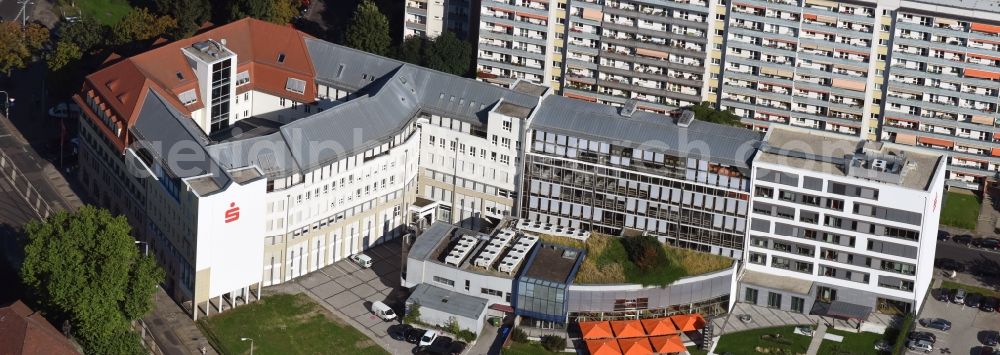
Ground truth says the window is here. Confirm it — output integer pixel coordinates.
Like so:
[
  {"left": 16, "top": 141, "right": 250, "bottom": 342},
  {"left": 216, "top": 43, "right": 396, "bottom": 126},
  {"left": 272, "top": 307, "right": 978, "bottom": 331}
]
[
  {"left": 745, "top": 288, "right": 759, "bottom": 304},
  {"left": 235, "top": 71, "right": 250, "bottom": 86},
  {"left": 277, "top": 52, "right": 286, "bottom": 63},
  {"left": 481, "top": 288, "right": 503, "bottom": 297},
  {"left": 178, "top": 89, "right": 198, "bottom": 105},
  {"left": 286, "top": 78, "right": 307, "bottom": 94},
  {"left": 502, "top": 120, "right": 512, "bottom": 132},
  {"left": 791, "top": 297, "right": 805, "bottom": 313},
  {"left": 433, "top": 276, "right": 454, "bottom": 287},
  {"left": 767, "top": 292, "right": 782, "bottom": 308},
  {"left": 748, "top": 252, "right": 766, "bottom": 265}
]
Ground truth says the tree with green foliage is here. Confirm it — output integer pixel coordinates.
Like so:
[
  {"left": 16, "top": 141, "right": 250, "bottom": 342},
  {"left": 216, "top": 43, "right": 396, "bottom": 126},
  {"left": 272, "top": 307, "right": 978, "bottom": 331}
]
[
  {"left": 393, "top": 36, "right": 426, "bottom": 65},
  {"left": 0, "top": 22, "right": 50, "bottom": 75},
  {"left": 346, "top": 0, "right": 391, "bottom": 56},
  {"left": 540, "top": 335, "right": 566, "bottom": 352},
  {"left": 112, "top": 8, "right": 177, "bottom": 45},
  {"left": 20, "top": 206, "right": 164, "bottom": 355},
  {"left": 404, "top": 302, "right": 421, "bottom": 324},
  {"left": 425, "top": 31, "right": 472, "bottom": 76},
  {"left": 46, "top": 39, "right": 82, "bottom": 72},
  {"left": 686, "top": 101, "right": 743, "bottom": 127},
  {"left": 890, "top": 313, "right": 914, "bottom": 355},
  {"left": 154, "top": 0, "right": 211, "bottom": 39},
  {"left": 226, "top": 0, "right": 299, "bottom": 24},
  {"left": 58, "top": 18, "right": 106, "bottom": 53}
]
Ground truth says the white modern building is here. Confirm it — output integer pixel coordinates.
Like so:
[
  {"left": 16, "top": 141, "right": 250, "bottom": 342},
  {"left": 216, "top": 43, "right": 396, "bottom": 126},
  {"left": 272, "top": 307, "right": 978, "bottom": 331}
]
[{"left": 740, "top": 127, "right": 945, "bottom": 317}]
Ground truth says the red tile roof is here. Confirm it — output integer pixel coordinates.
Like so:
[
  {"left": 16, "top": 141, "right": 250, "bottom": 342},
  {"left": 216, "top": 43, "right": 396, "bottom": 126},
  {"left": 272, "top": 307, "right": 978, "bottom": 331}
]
[
  {"left": 78, "top": 18, "right": 316, "bottom": 152},
  {"left": 0, "top": 301, "right": 80, "bottom": 355}
]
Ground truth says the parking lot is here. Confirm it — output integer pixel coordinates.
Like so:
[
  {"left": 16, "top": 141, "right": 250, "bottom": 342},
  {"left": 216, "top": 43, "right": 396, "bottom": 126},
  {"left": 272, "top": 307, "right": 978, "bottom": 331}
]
[
  {"left": 910, "top": 288, "right": 1000, "bottom": 354},
  {"left": 280, "top": 240, "right": 418, "bottom": 355}
]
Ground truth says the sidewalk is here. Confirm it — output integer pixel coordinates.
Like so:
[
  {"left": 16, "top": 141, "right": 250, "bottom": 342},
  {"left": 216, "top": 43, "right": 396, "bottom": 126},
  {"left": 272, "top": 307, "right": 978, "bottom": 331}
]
[
  {"left": 141, "top": 288, "right": 218, "bottom": 355},
  {"left": 804, "top": 323, "right": 828, "bottom": 355}
]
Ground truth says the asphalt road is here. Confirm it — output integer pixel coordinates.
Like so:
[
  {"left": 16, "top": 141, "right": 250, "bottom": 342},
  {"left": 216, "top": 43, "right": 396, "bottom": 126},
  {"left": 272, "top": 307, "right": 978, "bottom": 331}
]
[{"left": 0, "top": 0, "right": 33, "bottom": 23}]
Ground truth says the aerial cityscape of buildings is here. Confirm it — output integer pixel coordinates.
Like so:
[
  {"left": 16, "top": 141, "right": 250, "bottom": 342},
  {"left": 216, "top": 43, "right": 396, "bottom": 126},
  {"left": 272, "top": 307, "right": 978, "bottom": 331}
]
[{"left": 1, "top": 0, "right": 987, "bottom": 352}]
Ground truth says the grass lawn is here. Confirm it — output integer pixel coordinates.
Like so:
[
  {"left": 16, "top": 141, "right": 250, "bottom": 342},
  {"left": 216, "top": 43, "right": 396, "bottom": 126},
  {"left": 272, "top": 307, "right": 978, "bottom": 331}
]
[
  {"left": 940, "top": 191, "right": 980, "bottom": 230},
  {"left": 940, "top": 279, "right": 1000, "bottom": 298},
  {"left": 714, "top": 326, "right": 812, "bottom": 355},
  {"left": 687, "top": 346, "right": 709, "bottom": 355},
  {"left": 539, "top": 234, "right": 732, "bottom": 286},
  {"left": 198, "top": 293, "right": 388, "bottom": 355},
  {"left": 501, "top": 342, "right": 571, "bottom": 354},
  {"left": 817, "top": 329, "right": 889, "bottom": 355},
  {"left": 67, "top": 0, "right": 133, "bottom": 25}
]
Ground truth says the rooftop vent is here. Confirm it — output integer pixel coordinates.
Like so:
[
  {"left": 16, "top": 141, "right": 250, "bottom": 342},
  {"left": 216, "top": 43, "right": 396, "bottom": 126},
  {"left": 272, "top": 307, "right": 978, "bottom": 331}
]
[
  {"left": 677, "top": 110, "right": 695, "bottom": 127},
  {"left": 620, "top": 99, "right": 638, "bottom": 117},
  {"left": 871, "top": 159, "right": 888, "bottom": 172}
]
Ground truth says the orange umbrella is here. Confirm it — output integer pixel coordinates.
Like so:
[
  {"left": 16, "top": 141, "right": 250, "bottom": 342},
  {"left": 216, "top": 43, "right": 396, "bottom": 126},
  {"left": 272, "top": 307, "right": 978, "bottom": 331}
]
[
  {"left": 669, "top": 314, "right": 706, "bottom": 332},
  {"left": 586, "top": 338, "right": 623, "bottom": 355},
  {"left": 649, "top": 335, "right": 686, "bottom": 354},
  {"left": 641, "top": 317, "right": 679, "bottom": 336},
  {"left": 617, "top": 337, "right": 654, "bottom": 355},
  {"left": 610, "top": 320, "right": 646, "bottom": 338},
  {"left": 579, "top": 321, "right": 614, "bottom": 339}
]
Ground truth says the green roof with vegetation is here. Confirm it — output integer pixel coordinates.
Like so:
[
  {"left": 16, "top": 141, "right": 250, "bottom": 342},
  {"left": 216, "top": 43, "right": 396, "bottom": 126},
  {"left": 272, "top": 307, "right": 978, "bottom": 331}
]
[{"left": 538, "top": 233, "right": 733, "bottom": 286}]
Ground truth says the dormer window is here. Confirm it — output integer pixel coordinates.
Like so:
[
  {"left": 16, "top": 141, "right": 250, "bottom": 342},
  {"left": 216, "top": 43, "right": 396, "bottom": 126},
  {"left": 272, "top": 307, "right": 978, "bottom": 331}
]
[
  {"left": 277, "top": 53, "right": 286, "bottom": 63},
  {"left": 285, "top": 78, "right": 306, "bottom": 94},
  {"left": 176, "top": 72, "right": 184, "bottom": 80},
  {"left": 178, "top": 89, "right": 198, "bottom": 105},
  {"left": 235, "top": 71, "right": 250, "bottom": 86}
]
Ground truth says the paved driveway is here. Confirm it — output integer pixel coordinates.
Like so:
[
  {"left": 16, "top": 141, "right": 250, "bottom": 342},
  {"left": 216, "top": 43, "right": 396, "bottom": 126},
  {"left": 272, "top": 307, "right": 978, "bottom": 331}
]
[
  {"left": 280, "top": 240, "right": 418, "bottom": 355},
  {"left": 912, "top": 288, "right": 1000, "bottom": 354}
]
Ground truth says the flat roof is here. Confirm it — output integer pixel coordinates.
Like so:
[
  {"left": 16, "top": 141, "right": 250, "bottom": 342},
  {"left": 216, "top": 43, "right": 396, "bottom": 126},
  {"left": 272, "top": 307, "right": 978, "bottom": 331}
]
[
  {"left": 228, "top": 167, "right": 263, "bottom": 184},
  {"left": 408, "top": 283, "right": 488, "bottom": 320},
  {"left": 496, "top": 102, "right": 533, "bottom": 119},
  {"left": 741, "top": 269, "right": 813, "bottom": 295},
  {"left": 512, "top": 81, "right": 548, "bottom": 96},
  {"left": 756, "top": 127, "right": 940, "bottom": 191},
  {"left": 522, "top": 243, "right": 582, "bottom": 283}
]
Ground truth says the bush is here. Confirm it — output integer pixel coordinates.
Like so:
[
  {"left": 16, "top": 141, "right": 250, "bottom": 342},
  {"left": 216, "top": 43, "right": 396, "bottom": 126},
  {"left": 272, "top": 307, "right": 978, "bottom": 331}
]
[
  {"left": 511, "top": 327, "right": 529, "bottom": 343},
  {"left": 891, "top": 314, "right": 914, "bottom": 355},
  {"left": 456, "top": 329, "right": 477, "bottom": 342},
  {"left": 540, "top": 335, "right": 566, "bottom": 352},
  {"left": 622, "top": 235, "right": 668, "bottom": 271},
  {"left": 404, "top": 303, "right": 421, "bottom": 324}
]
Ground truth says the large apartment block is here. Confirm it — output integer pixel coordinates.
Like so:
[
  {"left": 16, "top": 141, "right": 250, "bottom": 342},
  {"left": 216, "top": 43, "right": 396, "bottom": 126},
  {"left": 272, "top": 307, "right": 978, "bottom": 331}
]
[
  {"left": 404, "top": 0, "right": 479, "bottom": 39},
  {"left": 741, "top": 127, "right": 945, "bottom": 316},
  {"left": 476, "top": 0, "right": 562, "bottom": 87}
]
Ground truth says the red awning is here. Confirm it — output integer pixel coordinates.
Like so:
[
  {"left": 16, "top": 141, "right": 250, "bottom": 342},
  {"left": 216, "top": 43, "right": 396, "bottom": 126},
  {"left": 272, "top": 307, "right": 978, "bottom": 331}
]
[
  {"left": 965, "top": 68, "right": 1000, "bottom": 80},
  {"left": 972, "top": 22, "right": 1000, "bottom": 34},
  {"left": 489, "top": 304, "right": 514, "bottom": 313},
  {"left": 918, "top": 136, "right": 955, "bottom": 148},
  {"left": 565, "top": 92, "right": 598, "bottom": 102}
]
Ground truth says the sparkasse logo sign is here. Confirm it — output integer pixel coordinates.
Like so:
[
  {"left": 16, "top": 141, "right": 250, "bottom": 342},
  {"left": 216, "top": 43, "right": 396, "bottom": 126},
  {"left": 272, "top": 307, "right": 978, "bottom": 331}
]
[{"left": 225, "top": 202, "right": 240, "bottom": 223}]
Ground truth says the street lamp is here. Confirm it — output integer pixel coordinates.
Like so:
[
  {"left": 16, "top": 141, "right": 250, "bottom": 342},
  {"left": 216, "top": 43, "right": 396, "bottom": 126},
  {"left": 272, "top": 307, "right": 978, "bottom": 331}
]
[
  {"left": 134, "top": 241, "right": 149, "bottom": 257},
  {"left": 240, "top": 337, "right": 254, "bottom": 355}
]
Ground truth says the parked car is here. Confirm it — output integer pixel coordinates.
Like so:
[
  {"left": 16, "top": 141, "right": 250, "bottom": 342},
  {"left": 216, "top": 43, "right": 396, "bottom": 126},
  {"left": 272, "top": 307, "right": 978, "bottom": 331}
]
[
  {"left": 920, "top": 318, "right": 952, "bottom": 331},
  {"left": 907, "top": 339, "right": 934, "bottom": 353},
  {"left": 968, "top": 293, "right": 984, "bottom": 308},
  {"left": 936, "top": 288, "right": 954, "bottom": 302},
  {"left": 979, "top": 346, "right": 997, "bottom": 355},
  {"left": 448, "top": 341, "right": 468, "bottom": 355},
  {"left": 349, "top": 253, "right": 373, "bottom": 268},
  {"left": 955, "top": 235, "right": 974, "bottom": 245},
  {"left": 938, "top": 231, "right": 951, "bottom": 241},
  {"left": 985, "top": 331, "right": 1000, "bottom": 346},
  {"left": 371, "top": 301, "right": 396, "bottom": 321},
  {"left": 954, "top": 289, "right": 968, "bottom": 304},
  {"left": 909, "top": 331, "right": 937, "bottom": 343},
  {"left": 419, "top": 330, "right": 439, "bottom": 347},
  {"left": 983, "top": 238, "right": 1000, "bottom": 250},
  {"left": 406, "top": 328, "right": 427, "bottom": 344},
  {"left": 425, "top": 336, "right": 452, "bottom": 354},
  {"left": 388, "top": 323, "right": 412, "bottom": 341},
  {"left": 983, "top": 297, "right": 998, "bottom": 312}
]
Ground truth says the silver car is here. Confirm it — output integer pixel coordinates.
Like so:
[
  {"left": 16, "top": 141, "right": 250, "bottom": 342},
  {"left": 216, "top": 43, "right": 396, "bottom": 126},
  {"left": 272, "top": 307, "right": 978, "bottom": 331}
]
[
  {"left": 907, "top": 339, "right": 934, "bottom": 353},
  {"left": 954, "top": 288, "right": 968, "bottom": 305}
]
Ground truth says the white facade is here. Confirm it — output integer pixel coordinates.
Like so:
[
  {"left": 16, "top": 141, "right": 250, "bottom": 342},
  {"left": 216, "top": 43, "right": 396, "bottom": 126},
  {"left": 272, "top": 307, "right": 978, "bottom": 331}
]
[{"left": 742, "top": 128, "right": 945, "bottom": 315}]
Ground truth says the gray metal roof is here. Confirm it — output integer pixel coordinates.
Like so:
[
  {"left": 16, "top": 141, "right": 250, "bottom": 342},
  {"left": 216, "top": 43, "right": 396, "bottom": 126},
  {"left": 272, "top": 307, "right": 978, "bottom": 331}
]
[
  {"left": 131, "top": 90, "right": 231, "bottom": 190},
  {"left": 408, "top": 222, "right": 455, "bottom": 263},
  {"left": 305, "top": 38, "right": 405, "bottom": 92},
  {"left": 207, "top": 132, "right": 300, "bottom": 178},
  {"left": 531, "top": 95, "right": 763, "bottom": 168},
  {"left": 407, "top": 283, "right": 488, "bottom": 320}
]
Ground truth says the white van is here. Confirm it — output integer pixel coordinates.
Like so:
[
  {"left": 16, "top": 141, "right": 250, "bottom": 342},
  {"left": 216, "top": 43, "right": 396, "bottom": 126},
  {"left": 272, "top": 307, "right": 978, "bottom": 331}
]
[
  {"left": 371, "top": 301, "right": 396, "bottom": 321},
  {"left": 350, "top": 253, "right": 372, "bottom": 268}
]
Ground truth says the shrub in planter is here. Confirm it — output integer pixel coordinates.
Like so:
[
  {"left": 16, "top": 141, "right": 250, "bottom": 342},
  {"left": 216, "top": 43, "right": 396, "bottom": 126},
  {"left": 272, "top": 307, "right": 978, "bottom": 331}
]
[{"left": 540, "top": 335, "right": 566, "bottom": 352}]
